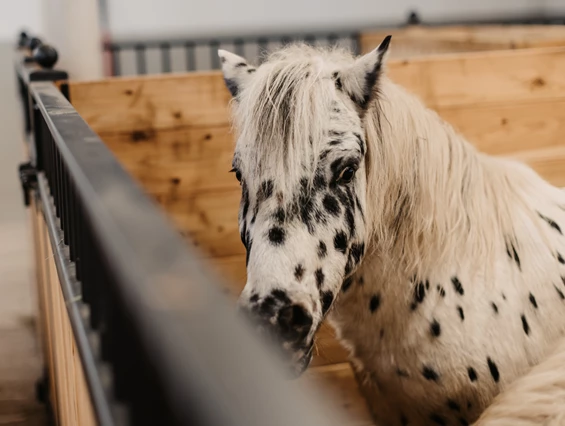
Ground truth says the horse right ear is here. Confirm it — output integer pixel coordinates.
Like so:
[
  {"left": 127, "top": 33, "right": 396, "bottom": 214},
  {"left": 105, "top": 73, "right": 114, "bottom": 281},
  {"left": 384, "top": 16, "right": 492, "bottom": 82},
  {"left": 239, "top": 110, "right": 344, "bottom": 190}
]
[
  {"left": 338, "top": 35, "right": 391, "bottom": 111},
  {"left": 218, "top": 50, "right": 257, "bottom": 98}
]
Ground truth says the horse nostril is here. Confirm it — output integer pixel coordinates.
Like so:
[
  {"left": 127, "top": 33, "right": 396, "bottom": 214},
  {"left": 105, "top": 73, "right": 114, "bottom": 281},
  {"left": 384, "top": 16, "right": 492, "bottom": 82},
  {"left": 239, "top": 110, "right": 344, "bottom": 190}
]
[{"left": 277, "top": 304, "right": 313, "bottom": 341}]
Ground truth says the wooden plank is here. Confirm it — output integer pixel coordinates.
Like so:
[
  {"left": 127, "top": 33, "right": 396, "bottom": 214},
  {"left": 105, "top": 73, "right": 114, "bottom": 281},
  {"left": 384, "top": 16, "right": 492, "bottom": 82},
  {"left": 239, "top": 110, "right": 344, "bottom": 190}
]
[
  {"left": 387, "top": 47, "right": 565, "bottom": 109},
  {"left": 101, "top": 126, "right": 238, "bottom": 198},
  {"left": 69, "top": 71, "right": 232, "bottom": 135},
  {"left": 166, "top": 189, "right": 243, "bottom": 258},
  {"left": 438, "top": 98, "right": 565, "bottom": 156},
  {"left": 304, "top": 363, "right": 375, "bottom": 426},
  {"left": 360, "top": 25, "right": 565, "bottom": 55},
  {"left": 38, "top": 207, "right": 96, "bottom": 426}
]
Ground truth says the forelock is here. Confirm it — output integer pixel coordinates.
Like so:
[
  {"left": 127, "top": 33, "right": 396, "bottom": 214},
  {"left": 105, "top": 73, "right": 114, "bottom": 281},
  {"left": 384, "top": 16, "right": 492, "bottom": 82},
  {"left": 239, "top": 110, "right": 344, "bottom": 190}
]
[{"left": 231, "top": 43, "right": 356, "bottom": 193}]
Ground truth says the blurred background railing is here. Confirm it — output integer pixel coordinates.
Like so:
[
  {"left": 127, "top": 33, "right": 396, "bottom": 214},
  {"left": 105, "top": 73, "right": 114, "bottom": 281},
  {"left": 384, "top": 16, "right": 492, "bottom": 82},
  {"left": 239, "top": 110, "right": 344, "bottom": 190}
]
[{"left": 101, "top": 11, "right": 565, "bottom": 77}]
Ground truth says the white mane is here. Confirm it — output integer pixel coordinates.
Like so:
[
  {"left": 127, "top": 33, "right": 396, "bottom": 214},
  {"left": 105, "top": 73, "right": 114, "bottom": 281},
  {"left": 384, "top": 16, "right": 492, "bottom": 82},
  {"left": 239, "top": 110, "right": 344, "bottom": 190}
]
[{"left": 364, "top": 77, "right": 562, "bottom": 281}]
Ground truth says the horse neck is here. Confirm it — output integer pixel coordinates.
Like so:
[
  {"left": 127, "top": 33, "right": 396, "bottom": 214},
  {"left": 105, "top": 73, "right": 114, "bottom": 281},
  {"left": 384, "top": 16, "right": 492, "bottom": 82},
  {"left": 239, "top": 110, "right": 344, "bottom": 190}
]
[{"left": 362, "top": 77, "right": 518, "bottom": 280}]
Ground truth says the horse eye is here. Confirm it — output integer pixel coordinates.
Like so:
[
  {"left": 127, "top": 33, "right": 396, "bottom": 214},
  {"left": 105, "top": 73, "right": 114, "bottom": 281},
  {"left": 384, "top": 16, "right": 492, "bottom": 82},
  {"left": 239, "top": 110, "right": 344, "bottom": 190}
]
[
  {"left": 338, "top": 167, "right": 356, "bottom": 184},
  {"left": 230, "top": 168, "right": 243, "bottom": 183}
]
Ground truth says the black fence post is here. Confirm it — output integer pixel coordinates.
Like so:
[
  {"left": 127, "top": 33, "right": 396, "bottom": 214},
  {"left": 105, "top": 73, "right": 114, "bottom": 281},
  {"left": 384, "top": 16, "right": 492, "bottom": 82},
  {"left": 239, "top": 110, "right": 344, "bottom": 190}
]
[{"left": 15, "top": 32, "right": 68, "bottom": 207}]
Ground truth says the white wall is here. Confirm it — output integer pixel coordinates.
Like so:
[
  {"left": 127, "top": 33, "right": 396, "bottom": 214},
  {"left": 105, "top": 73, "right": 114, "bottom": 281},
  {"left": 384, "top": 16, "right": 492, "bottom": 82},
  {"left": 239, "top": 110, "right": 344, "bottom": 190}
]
[
  {"left": 544, "top": 0, "right": 565, "bottom": 14},
  {"left": 42, "top": 0, "right": 104, "bottom": 80},
  {"left": 107, "top": 0, "right": 546, "bottom": 40},
  {"left": 0, "top": 0, "right": 42, "bottom": 42}
]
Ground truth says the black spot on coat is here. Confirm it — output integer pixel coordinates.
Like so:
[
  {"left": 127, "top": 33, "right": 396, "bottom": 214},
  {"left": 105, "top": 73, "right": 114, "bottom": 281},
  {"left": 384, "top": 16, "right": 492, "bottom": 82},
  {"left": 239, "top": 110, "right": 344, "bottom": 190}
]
[
  {"left": 422, "top": 366, "right": 439, "bottom": 382},
  {"left": 487, "top": 357, "right": 500, "bottom": 383},
  {"left": 323, "top": 194, "right": 341, "bottom": 216},
  {"left": 369, "top": 294, "right": 381, "bottom": 313},
  {"left": 447, "top": 399, "right": 460, "bottom": 412},
  {"left": 451, "top": 277, "right": 464, "bottom": 295},
  {"left": 334, "top": 230, "right": 348, "bottom": 253},
  {"left": 315, "top": 269, "right": 325, "bottom": 289},
  {"left": 538, "top": 212, "right": 562, "bottom": 234},
  {"left": 430, "top": 319, "right": 441, "bottom": 337},
  {"left": 467, "top": 367, "right": 478, "bottom": 382},
  {"left": 272, "top": 289, "right": 291, "bottom": 305},
  {"left": 491, "top": 302, "right": 498, "bottom": 314},
  {"left": 555, "top": 285, "right": 565, "bottom": 299},
  {"left": 437, "top": 285, "right": 446, "bottom": 297},
  {"left": 429, "top": 414, "right": 446, "bottom": 425},
  {"left": 457, "top": 306, "right": 465, "bottom": 321},
  {"left": 318, "top": 241, "right": 327, "bottom": 258},
  {"left": 268, "top": 227, "right": 286, "bottom": 245},
  {"left": 521, "top": 314, "right": 530, "bottom": 335},
  {"left": 294, "top": 264, "right": 305, "bottom": 281},
  {"left": 321, "top": 291, "right": 333, "bottom": 314},
  {"left": 529, "top": 293, "right": 538, "bottom": 309}
]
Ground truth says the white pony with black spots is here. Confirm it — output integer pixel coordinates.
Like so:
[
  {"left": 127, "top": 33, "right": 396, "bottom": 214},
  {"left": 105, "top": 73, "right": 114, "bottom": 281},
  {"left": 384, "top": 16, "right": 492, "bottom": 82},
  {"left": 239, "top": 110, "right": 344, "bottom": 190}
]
[{"left": 218, "top": 37, "right": 565, "bottom": 426}]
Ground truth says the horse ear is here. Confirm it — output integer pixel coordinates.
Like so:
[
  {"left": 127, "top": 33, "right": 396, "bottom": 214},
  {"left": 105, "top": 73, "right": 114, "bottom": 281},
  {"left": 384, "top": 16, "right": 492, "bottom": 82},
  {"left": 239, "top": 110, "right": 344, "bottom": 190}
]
[
  {"left": 218, "top": 49, "right": 257, "bottom": 98},
  {"left": 339, "top": 35, "right": 391, "bottom": 110}
]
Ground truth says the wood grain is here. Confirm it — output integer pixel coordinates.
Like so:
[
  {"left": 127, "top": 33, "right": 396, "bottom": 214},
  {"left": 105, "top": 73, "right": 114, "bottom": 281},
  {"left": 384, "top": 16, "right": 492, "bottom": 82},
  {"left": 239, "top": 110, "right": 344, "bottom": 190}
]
[
  {"left": 69, "top": 71, "right": 232, "bottom": 134},
  {"left": 33, "top": 200, "right": 96, "bottom": 426},
  {"left": 387, "top": 47, "right": 565, "bottom": 109},
  {"left": 360, "top": 25, "right": 565, "bottom": 56},
  {"left": 101, "top": 125, "right": 238, "bottom": 197},
  {"left": 438, "top": 98, "right": 565, "bottom": 155}
]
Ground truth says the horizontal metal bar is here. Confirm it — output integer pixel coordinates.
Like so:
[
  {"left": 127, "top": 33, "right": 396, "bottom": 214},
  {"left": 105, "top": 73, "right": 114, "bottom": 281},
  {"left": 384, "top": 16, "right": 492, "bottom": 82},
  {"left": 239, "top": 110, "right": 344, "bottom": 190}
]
[
  {"left": 37, "top": 174, "right": 117, "bottom": 426},
  {"left": 29, "top": 81, "right": 349, "bottom": 426}
]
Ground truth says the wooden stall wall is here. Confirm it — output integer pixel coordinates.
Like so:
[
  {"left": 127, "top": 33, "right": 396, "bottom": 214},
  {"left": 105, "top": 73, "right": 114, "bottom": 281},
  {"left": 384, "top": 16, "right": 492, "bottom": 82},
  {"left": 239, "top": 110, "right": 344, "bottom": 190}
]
[
  {"left": 360, "top": 25, "right": 565, "bottom": 57},
  {"left": 66, "top": 44, "right": 565, "bottom": 425},
  {"left": 30, "top": 195, "right": 97, "bottom": 426}
]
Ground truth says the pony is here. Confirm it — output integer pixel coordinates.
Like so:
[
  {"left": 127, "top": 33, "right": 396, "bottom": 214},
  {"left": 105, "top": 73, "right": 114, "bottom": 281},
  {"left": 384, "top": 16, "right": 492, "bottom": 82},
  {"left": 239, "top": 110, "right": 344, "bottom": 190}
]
[{"left": 218, "top": 37, "right": 565, "bottom": 425}]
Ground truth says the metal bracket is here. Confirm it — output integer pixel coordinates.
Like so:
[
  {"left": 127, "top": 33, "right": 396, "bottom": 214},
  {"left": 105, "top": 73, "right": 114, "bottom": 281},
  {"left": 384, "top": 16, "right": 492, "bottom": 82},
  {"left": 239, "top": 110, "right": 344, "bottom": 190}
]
[{"left": 18, "top": 161, "right": 37, "bottom": 207}]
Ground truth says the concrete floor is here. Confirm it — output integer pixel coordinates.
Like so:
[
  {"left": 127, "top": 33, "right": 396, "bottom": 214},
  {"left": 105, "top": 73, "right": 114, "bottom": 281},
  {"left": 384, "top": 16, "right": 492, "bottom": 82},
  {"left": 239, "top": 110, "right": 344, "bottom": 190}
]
[{"left": 0, "top": 42, "right": 48, "bottom": 425}]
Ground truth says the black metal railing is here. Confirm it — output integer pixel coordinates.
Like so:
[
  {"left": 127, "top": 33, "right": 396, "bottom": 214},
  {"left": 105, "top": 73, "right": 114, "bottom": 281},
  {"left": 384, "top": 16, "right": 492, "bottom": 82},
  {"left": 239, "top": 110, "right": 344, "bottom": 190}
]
[
  {"left": 15, "top": 35, "right": 352, "bottom": 426},
  {"left": 102, "top": 11, "right": 565, "bottom": 77},
  {"left": 104, "top": 30, "right": 360, "bottom": 76}
]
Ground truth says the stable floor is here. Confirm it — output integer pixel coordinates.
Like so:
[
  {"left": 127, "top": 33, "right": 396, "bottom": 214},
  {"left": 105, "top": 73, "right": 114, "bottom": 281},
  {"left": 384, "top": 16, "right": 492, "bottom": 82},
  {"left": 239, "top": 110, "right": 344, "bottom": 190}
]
[{"left": 0, "top": 43, "right": 48, "bottom": 425}]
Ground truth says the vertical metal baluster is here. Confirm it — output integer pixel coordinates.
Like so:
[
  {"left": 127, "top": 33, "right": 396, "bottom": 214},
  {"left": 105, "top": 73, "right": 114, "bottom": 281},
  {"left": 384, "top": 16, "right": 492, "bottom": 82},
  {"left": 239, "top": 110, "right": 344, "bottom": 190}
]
[
  {"left": 161, "top": 43, "right": 171, "bottom": 73},
  {"left": 184, "top": 42, "right": 195, "bottom": 71},
  {"left": 68, "top": 178, "right": 76, "bottom": 260},
  {"left": 234, "top": 38, "right": 245, "bottom": 57},
  {"left": 62, "top": 165, "right": 69, "bottom": 244},
  {"left": 81, "top": 209, "right": 92, "bottom": 307},
  {"left": 57, "top": 150, "right": 64, "bottom": 227},
  {"left": 135, "top": 44, "right": 147, "bottom": 75},
  {"left": 41, "top": 117, "right": 49, "bottom": 180},
  {"left": 111, "top": 46, "right": 121, "bottom": 77},
  {"left": 305, "top": 34, "right": 316, "bottom": 47},
  {"left": 209, "top": 40, "right": 220, "bottom": 70},
  {"left": 53, "top": 146, "right": 60, "bottom": 216}
]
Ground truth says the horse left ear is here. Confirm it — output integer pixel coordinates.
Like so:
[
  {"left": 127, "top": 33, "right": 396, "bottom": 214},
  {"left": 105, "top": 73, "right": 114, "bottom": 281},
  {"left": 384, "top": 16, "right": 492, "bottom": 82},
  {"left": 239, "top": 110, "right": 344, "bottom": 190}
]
[
  {"left": 338, "top": 35, "right": 391, "bottom": 110},
  {"left": 218, "top": 49, "right": 257, "bottom": 98}
]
